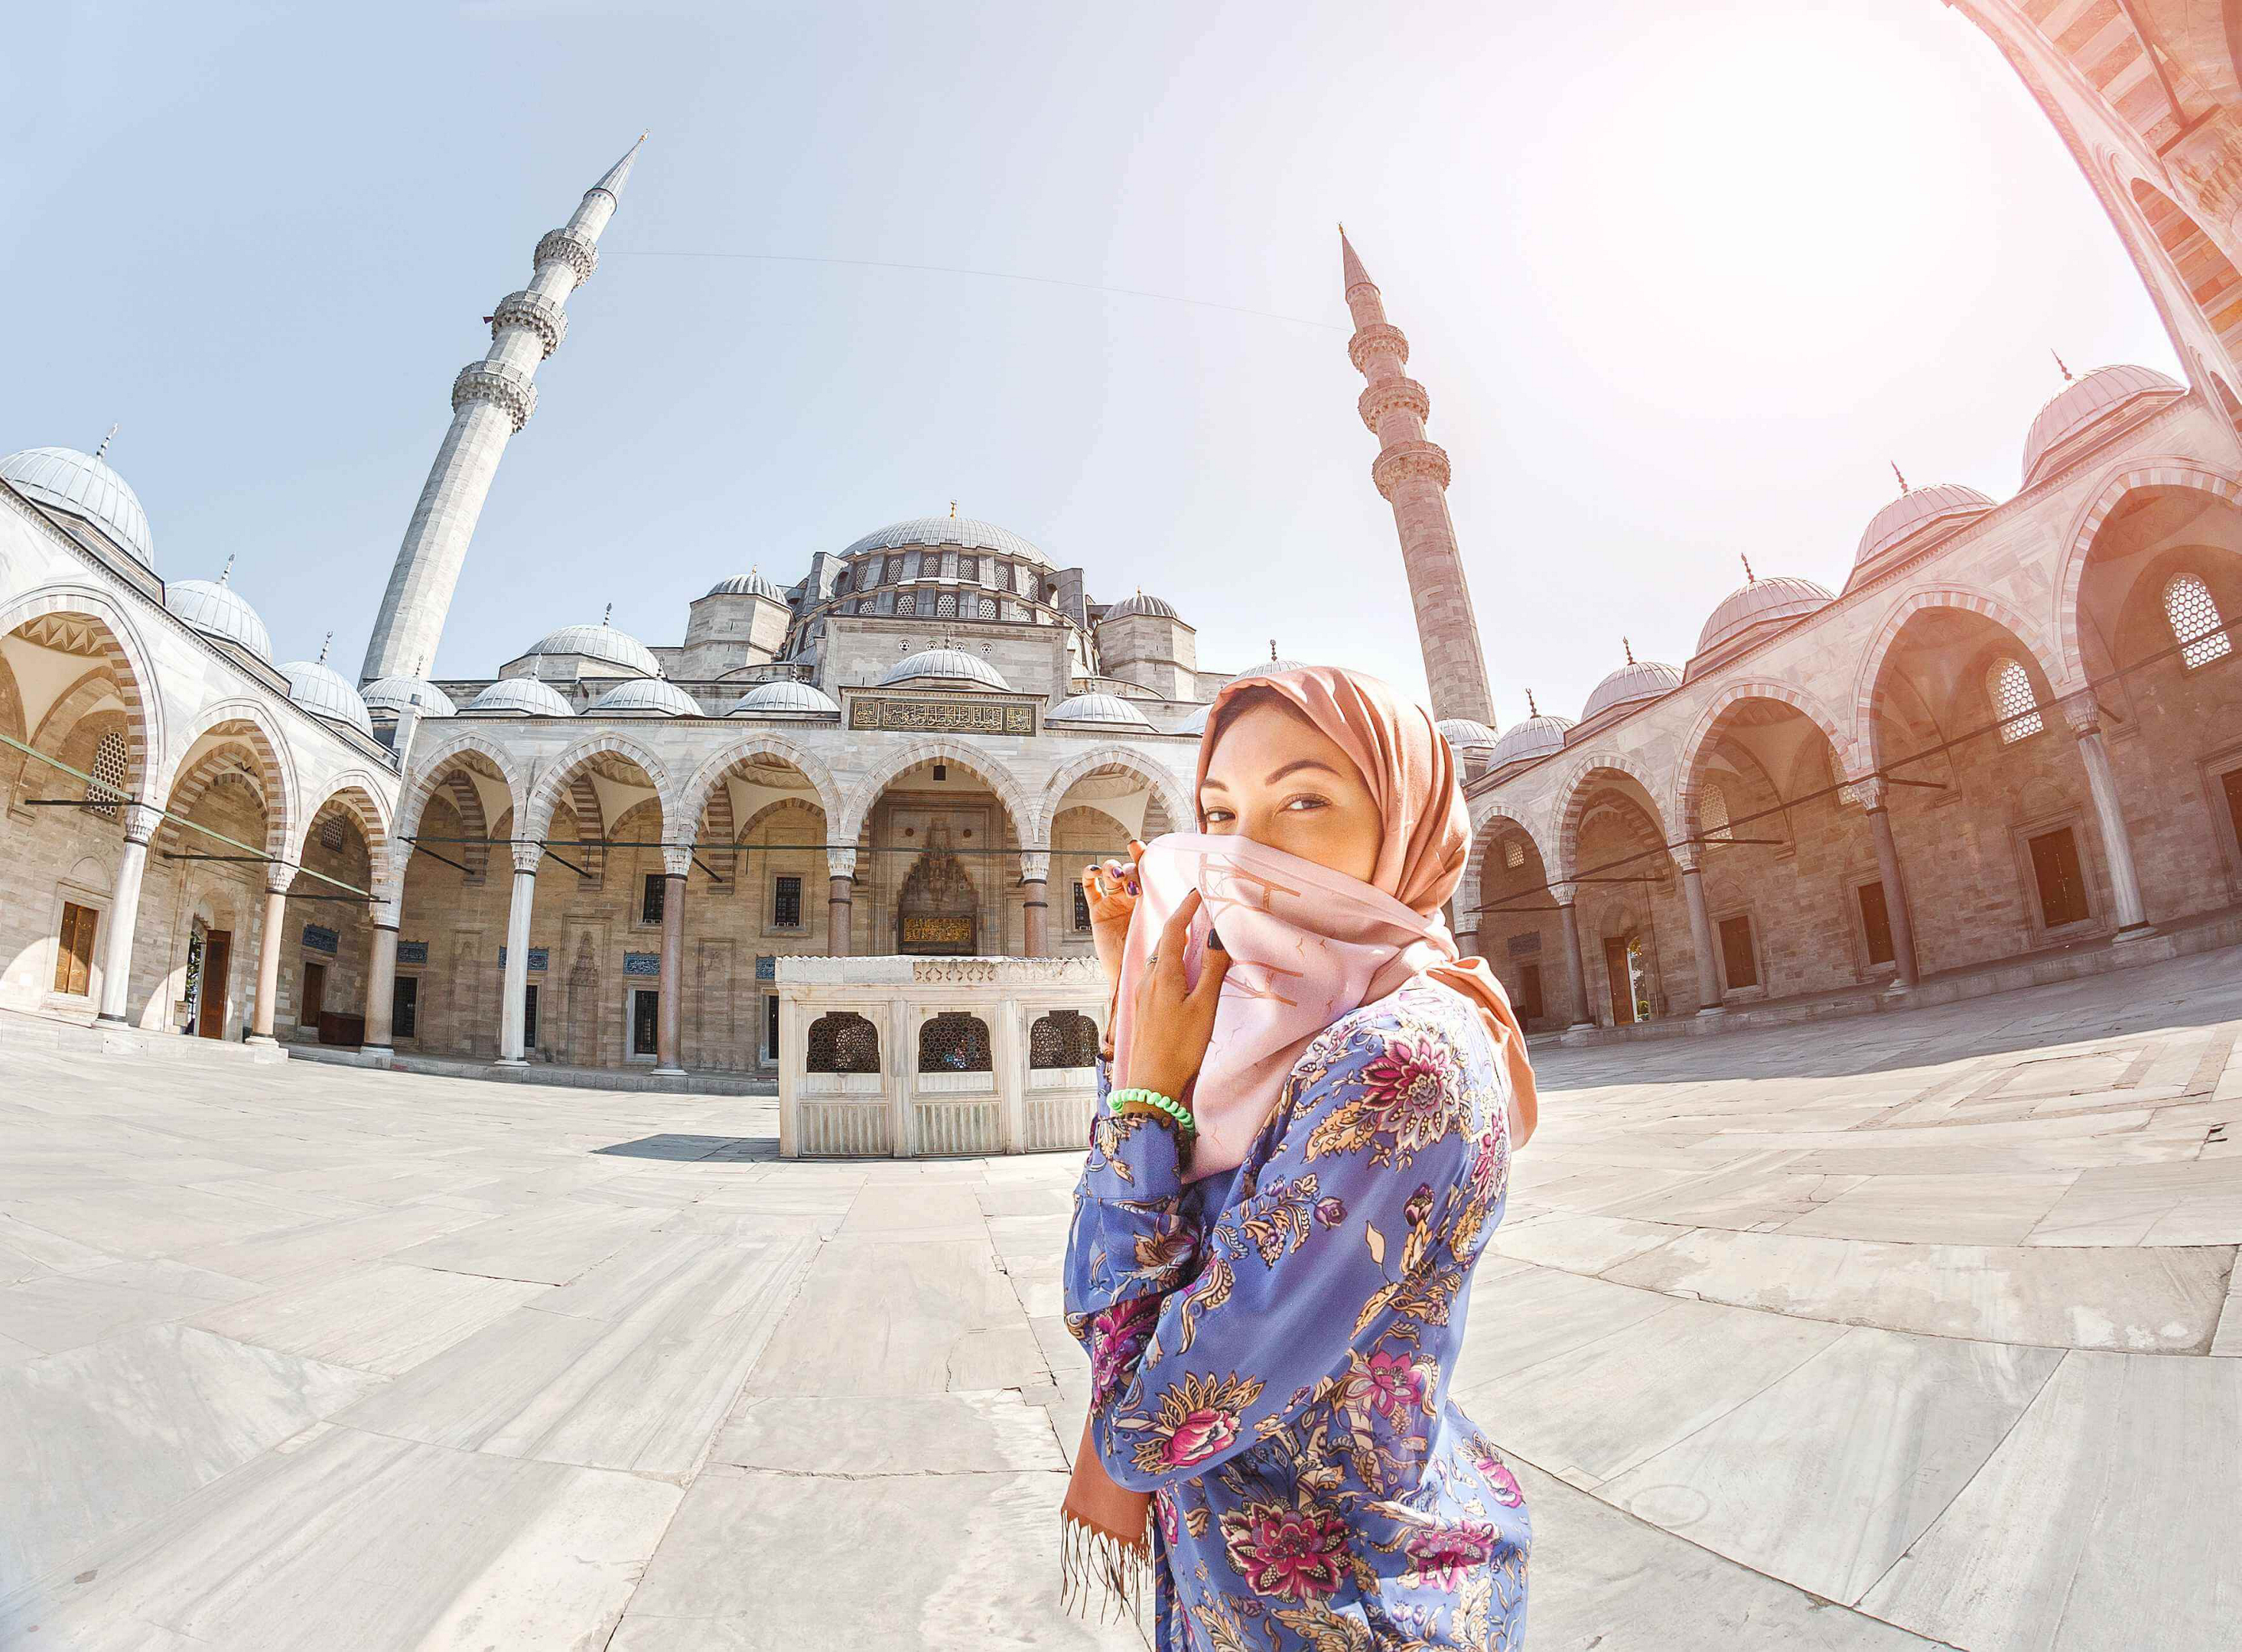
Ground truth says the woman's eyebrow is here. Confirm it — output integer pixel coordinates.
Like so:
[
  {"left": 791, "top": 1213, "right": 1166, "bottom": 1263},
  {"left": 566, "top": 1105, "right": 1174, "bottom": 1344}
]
[{"left": 1264, "top": 759, "right": 1342, "bottom": 783}]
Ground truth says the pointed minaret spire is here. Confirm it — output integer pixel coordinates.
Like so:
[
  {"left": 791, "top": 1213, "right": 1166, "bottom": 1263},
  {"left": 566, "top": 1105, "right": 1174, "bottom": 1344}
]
[
  {"left": 95, "top": 423, "right": 119, "bottom": 459},
  {"left": 1339, "top": 228, "right": 1497, "bottom": 728},
  {"left": 2053, "top": 349, "right": 2074, "bottom": 382},
  {"left": 1891, "top": 461, "right": 1910, "bottom": 494},
  {"left": 360, "top": 135, "right": 648, "bottom": 684}
]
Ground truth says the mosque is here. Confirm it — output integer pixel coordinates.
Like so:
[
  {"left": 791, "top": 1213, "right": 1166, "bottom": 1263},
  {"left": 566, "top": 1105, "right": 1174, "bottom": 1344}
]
[{"left": 2, "top": 0, "right": 2240, "bottom": 1081}]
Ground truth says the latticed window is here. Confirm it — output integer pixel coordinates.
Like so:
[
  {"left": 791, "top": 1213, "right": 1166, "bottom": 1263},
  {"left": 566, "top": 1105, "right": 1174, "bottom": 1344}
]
[
  {"left": 1029, "top": 1010, "right": 1101, "bottom": 1068},
  {"left": 772, "top": 874, "right": 802, "bottom": 928},
  {"left": 806, "top": 1011, "right": 880, "bottom": 1073},
  {"left": 1700, "top": 782, "right": 1733, "bottom": 843},
  {"left": 918, "top": 1012, "right": 992, "bottom": 1072},
  {"left": 641, "top": 872, "right": 666, "bottom": 924},
  {"left": 936, "top": 593, "right": 958, "bottom": 619},
  {"left": 1073, "top": 881, "right": 1092, "bottom": 930},
  {"left": 896, "top": 593, "right": 917, "bottom": 616},
  {"left": 958, "top": 556, "right": 978, "bottom": 581},
  {"left": 2166, "top": 572, "right": 2231, "bottom": 668},
  {"left": 86, "top": 730, "right": 128, "bottom": 820},
  {"left": 319, "top": 815, "right": 347, "bottom": 854},
  {"left": 1503, "top": 838, "right": 1525, "bottom": 870},
  {"left": 979, "top": 597, "right": 997, "bottom": 620},
  {"left": 1990, "top": 658, "right": 2042, "bottom": 743}
]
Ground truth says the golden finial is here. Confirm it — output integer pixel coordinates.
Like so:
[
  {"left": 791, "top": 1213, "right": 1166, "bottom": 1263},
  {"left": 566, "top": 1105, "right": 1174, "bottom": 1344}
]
[
  {"left": 217, "top": 553, "right": 234, "bottom": 587},
  {"left": 1526, "top": 688, "right": 1539, "bottom": 717},
  {"left": 1269, "top": 639, "right": 1279, "bottom": 662},
  {"left": 1740, "top": 553, "right": 1756, "bottom": 584},
  {"left": 602, "top": 602, "right": 612, "bottom": 626},
  {"left": 317, "top": 631, "right": 332, "bottom": 665},
  {"left": 1622, "top": 637, "right": 1635, "bottom": 666},
  {"left": 949, "top": 499, "right": 957, "bottom": 520},
  {"left": 95, "top": 423, "right": 119, "bottom": 459},
  {"left": 1891, "top": 461, "right": 1909, "bottom": 494},
  {"left": 2053, "top": 349, "right": 2074, "bottom": 382}
]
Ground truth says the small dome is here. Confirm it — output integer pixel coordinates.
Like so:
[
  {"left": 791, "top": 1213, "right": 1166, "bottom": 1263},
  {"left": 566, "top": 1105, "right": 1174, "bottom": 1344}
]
[
  {"left": 1228, "top": 658, "right": 1310, "bottom": 685},
  {"left": 1854, "top": 483, "right": 1996, "bottom": 574},
  {"left": 280, "top": 657, "right": 373, "bottom": 735},
  {"left": 880, "top": 647, "right": 1009, "bottom": 690},
  {"left": 166, "top": 571, "right": 272, "bottom": 662},
  {"left": 526, "top": 620, "right": 660, "bottom": 678},
  {"left": 2, "top": 444, "right": 154, "bottom": 567},
  {"left": 1102, "top": 592, "right": 1179, "bottom": 622},
  {"left": 1436, "top": 717, "right": 1498, "bottom": 756},
  {"left": 728, "top": 679, "right": 840, "bottom": 716},
  {"left": 587, "top": 678, "right": 701, "bottom": 717},
  {"left": 843, "top": 515, "right": 1052, "bottom": 567},
  {"left": 2022, "top": 364, "right": 2183, "bottom": 486},
  {"left": 467, "top": 678, "right": 575, "bottom": 717},
  {"left": 706, "top": 569, "right": 788, "bottom": 601},
  {"left": 1173, "top": 704, "right": 1212, "bottom": 736},
  {"left": 362, "top": 676, "right": 457, "bottom": 718},
  {"left": 1582, "top": 658, "right": 1683, "bottom": 722},
  {"left": 1694, "top": 574, "right": 1834, "bottom": 659},
  {"left": 1049, "top": 691, "right": 1154, "bottom": 727},
  {"left": 1488, "top": 714, "right": 1575, "bottom": 770}
]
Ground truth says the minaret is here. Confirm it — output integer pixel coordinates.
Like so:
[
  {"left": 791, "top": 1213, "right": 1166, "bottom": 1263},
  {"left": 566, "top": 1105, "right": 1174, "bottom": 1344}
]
[
  {"left": 1341, "top": 228, "right": 1497, "bottom": 727},
  {"left": 360, "top": 136, "right": 646, "bottom": 683}
]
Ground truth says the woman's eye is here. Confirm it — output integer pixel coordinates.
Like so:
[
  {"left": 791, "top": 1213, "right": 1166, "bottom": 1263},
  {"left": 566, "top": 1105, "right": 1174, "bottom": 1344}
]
[
  {"left": 1284, "top": 795, "right": 1328, "bottom": 813},
  {"left": 1202, "top": 808, "right": 1234, "bottom": 825}
]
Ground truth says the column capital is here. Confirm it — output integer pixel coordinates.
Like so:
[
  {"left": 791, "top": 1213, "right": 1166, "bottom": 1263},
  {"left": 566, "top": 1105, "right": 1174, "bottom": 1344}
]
[
  {"left": 118, "top": 802, "right": 161, "bottom": 845},
  {"left": 1017, "top": 851, "right": 1051, "bottom": 884},
  {"left": 510, "top": 841, "right": 545, "bottom": 876},
  {"left": 1850, "top": 776, "right": 1889, "bottom": 812},
  {"left": 263, "top": 863, "right": 294, "bottom": 896},
  {"left": 660, "top": 844, "right": 695, "bottom": 880},
  {"left": 2061, "top": 691, "right": 2104, "bottom": 737},
  {"left": 827, "top": 847, "right": 859, "bottom": 880},
  {"left": 1547, "top": 880, "right": 1579, "bottom": 906},
  {"left": 1673, "top": 844, "right": 1705, "bottom": 874}
]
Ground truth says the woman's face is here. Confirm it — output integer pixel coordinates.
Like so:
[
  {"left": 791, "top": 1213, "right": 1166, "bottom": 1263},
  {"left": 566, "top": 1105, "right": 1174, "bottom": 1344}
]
[{"left": 1198, "top": 698, "right": 1384, "bottom": 884}]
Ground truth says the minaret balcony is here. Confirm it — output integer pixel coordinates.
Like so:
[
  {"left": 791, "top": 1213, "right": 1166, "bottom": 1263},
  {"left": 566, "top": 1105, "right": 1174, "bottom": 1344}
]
[
  {"left": 1359, "top": 376, "right": 1430, "bottom": 433},
  {"left": 1372, "top": 440, "right": 1452, "bottom": 499},
  {"left": 1347, "top": 322, "right": 1410, "bottom": 374},
  {"left": 451, "top": 359, "right": 539, "bottom": 432},
  {"left": 490, "top": 289, "right": 568, "bottom": 358},
  {"left": 533, "top": 225, "right": 600, "bottom": 285}
]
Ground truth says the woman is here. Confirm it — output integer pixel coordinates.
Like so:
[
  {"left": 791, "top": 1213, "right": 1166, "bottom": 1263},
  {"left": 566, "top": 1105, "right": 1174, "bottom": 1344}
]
[{"left": 1061, "top": 665, "right": 1539, "bottom": 1650}]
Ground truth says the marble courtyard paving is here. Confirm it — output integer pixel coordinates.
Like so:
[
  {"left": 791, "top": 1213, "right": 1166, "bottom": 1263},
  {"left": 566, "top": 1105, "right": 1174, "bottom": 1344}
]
[{"left": 3, "top": 951, "right": 2240, "bottom": 1650}]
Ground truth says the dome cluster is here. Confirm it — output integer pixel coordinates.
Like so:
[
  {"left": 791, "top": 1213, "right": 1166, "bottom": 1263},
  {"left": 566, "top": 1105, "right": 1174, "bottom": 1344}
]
[{"left": 2, "top": 445, "right": 154, "bottom": 567}]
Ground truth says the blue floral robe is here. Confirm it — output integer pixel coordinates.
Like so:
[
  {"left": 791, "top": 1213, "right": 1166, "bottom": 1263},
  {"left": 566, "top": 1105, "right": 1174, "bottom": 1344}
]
[{"left": 1063, "top": 980, "right": 1529, "bottom": 1650}]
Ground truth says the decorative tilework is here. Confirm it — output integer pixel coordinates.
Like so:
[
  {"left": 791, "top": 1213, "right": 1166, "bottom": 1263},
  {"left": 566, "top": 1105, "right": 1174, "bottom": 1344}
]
[
  {"left": 624, "top": 951, "right": 660, "bottom": 977},
  {"left": 396, "top": 941, "right": 428, "bottom": 966},
  {"left": 301, "top": 924, "right": 339, "bottom": 956}
]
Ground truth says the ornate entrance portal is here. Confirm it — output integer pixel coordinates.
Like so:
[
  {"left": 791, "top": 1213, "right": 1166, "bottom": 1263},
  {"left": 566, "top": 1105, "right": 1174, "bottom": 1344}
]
[{"left": 896, "top": 824, "right": 978, "bottom": 955}]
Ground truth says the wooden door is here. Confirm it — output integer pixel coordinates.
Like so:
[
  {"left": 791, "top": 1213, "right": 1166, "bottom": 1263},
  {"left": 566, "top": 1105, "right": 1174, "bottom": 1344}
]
[
  {"left": 1603, "top": 936, "right": 1635, "bottom": 1026},
  {"left": 197, "top": 932, "right": 232, "bottom": 1038},
  {"left": 1856, "top": 883, "right": 1894, "bottom": 967},
  {"left": 2029, "top": 828, "right": 2089, "bottom": 928},
  {"left": 2222, "top": 767, "right": 2242, "bottom": 857},
  {"left": 301, "top": 961, "right": 327, "bottom": 1027},
  {"left": 1518, "top": 963, "right": 1544, "bottom": 1023}
]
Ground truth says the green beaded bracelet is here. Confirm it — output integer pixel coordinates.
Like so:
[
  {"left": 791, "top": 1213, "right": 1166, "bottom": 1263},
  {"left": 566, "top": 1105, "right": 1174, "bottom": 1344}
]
[{"left": 1109, "top": 1087, "right": 1196, "bottom": 1135}]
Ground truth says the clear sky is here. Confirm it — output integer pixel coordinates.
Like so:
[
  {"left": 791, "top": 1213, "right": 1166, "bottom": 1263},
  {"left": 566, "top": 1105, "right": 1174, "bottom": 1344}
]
[{"left": 3, "top": 0, "right": 2179, "bottom": 720}]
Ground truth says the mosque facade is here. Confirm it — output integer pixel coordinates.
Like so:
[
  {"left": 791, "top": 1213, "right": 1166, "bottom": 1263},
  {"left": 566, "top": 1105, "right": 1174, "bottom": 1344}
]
[{"left": 4, "top": 0, "right": 2240, "bottom": 1078}]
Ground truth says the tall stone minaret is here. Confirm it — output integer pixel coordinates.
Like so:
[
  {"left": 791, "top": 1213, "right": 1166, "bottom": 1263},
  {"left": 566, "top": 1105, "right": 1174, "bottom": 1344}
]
[
  {"left": 360, "top": 136, "right": 646, "bottom": 684},
  {"left": 1340, "top": 228, "right": 1496, "bottom": 727}
]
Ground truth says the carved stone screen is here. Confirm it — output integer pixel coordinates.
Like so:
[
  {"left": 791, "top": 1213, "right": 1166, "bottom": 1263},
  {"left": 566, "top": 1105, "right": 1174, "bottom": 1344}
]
[
  {"left": 806, "top": 1011, "right": 881, "bottom": 1074},
  {"left": 918, "top": 1012, "right": 992, "bottom": 1073},
  {"left": 1028, "top": 1010, "right": 1100, "bottom": 1068}
]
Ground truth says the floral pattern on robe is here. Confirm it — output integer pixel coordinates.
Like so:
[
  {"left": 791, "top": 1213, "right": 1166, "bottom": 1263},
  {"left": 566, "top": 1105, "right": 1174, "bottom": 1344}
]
[{"left": 1064, "top": 980, "right": 1528, "bottom": 1650}]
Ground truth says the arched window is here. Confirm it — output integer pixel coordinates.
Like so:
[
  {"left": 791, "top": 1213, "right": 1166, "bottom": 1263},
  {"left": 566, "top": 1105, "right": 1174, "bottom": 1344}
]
[
  {"left": 806, "top": 1011, "right": 880, "bottom": 1074},
  {"left": 1699, "top": 782, "right": 1733, "bottom": 843},
  {"left": 2165, "top": 572, "right": 2231, "bottom": 668},
  {"left": 1503, "top": 837, "right": 1525, "bottom": 870},
  {"left": 1990, "top": 658, "right": 2042, "bottom": 743},
  {"left": 1028, "top": 1010, "right": 1100, "bottom": 1068},
  {"left": 978, "top": 597, "right": 997, "bottom": 621},
  {"left": 919, "top": 1012, "right": 991, "bottom": 1073},
  {"left": 86, "top": 729, "right": 129, "bottom": 821},
  {"left": 936, "top": 593, "right": 958, "bottom": 619},
  {"left": 896, "top": 593, "right": 916, "bottom": 616}
]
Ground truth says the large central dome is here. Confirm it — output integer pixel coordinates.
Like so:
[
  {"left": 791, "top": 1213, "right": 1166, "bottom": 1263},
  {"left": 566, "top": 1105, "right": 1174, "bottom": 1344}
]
[{"left": 842, "top": 515, "right": 1050, "bottom": 568}]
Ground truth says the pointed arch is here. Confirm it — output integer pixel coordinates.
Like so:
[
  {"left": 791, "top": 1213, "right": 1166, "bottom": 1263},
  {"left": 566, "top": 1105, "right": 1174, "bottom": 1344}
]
[
  {"left": 1463, "top": 800, "right": 1556, "bottom": 922},
  {"left": 1850, "top": 586, "right": 2068, "bottom": 766},
  {"left": 1551, "top": 753, "right": 1672, "bottom": 882},
  {"left": 524, "top": 734, "right": 674, "bottom": 844},
  {"left": 672, "top": 730, "right": 844, "bottom": 850},
  {"left": 2056, "top": 460, "right": 2242, "bottom": 681},
  {"left": 1034, "top": 744, "right": 1194, "bottom": 843},
  {"left": 1672, "top": 679, "right": 1856, "bottom": 829},
  {"left": 838, "top": 737, "right": 1034, "bottom": 846},
  {"left": 0, "top": 582, "right": 166, "bottom": 795},
  {"left": 296, "top": 774, "right": 394, "bottom": 887},
  {"left": 564, "top": 770, "right": 607, "bottom": 886},
  {"left": 394, "top": 732, "right": 526, "bottom": 893},
  {"left": 25, "top": 667, "right": 127, "bottom": 761},
  {"left": 155, "top": 699, "right": 299, "bottom": 861}
]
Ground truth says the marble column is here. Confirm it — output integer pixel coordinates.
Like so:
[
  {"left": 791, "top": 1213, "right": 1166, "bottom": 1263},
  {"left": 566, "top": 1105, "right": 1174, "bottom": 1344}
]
[
  {"left": 1680, "top": 859, "right": 1724, "bottom": 1014},
  {"left": 1557, "top": 890, "right": 1594, "bottom": 1029},
  {"left": 95, "top": 804, "right": 158, "bottom": 1026},
  {"left": 827, "top": 847, "right": 856, "bottom": 957},
  {"left": 495, "top": 843, "right": 541, "bottom": 1066},
  {"left": 1020, "top": 851, "right": 1051, "bottom": 958},
  {"left": 655, "top": 845, "right": 689, "bottom": 1075},
  {"left": 1860, "top": 781, "right": 1920, "bottom": 990},
  {"left": 247, "top": 870, "right": 289, "bottom": 1046},
  {"left": 362, "top": 889, "right": 400, "bottom": 1055},
  {"left": 2065, "top": 698, "right": 2153, "bottom": 935}
]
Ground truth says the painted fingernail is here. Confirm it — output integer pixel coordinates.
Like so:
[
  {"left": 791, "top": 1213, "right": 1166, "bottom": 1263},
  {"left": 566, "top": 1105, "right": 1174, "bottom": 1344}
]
[{"left": 1208, "top": 927, "right": 1225, "bottom": 951}]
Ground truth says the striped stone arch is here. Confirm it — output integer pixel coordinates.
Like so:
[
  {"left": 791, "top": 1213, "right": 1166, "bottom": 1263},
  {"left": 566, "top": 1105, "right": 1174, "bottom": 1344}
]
[
  {"left": 156, "top": 699, "right": 300, "bottom": 863},
  {"left": 1463, "top": 800, "right": 1556, "bottom": 924},
  {"left": 1550, "top": 753, "right": 1671, "bottom": 883},
  {"left": 838, "top": 737, "right": 1035, "bottom": 847},
  {"left": 26, "top": 666, "right": 127, "bottom": 763},
  {"left": 739, "top": 795, "right": 825, "bottom": 837},
  {"left": 699, "top": 783, "right": 737, "bottom": 880},
  {"left": 672, "top": 731, "right": 844, "bottom": 855},
  {"left": 394, "top": 732, "right": 526, "bottom": 891},
  {"left": 2056, "top": 459, "right": 2242, "bottom": 681},
  {"left": 0, "top": 582, "right": 166, "bottom": 797},
  {"left": 1850, "top": 584, "right": 2070, "bottom": 767},
  {"left": 1671, "top": 679, "right": 1856, "bottom": 832},
  {"left": 1033, "top": 745, "right": 1195, "bottom": 844},
  {"left": 525, "top": 734, "right": 675, "bottom": 844},
  {"left": 562, "top": 770, "right": 607, "bottom": 887},
  {"left": 295, "top": 774, "right": 395, "bottom": 888}
]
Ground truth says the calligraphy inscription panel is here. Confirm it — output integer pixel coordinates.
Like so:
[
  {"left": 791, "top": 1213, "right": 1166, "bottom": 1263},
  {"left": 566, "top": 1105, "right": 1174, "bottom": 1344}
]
[{"left": 850, "top": 696, "right": 1034, "bottom": 736}]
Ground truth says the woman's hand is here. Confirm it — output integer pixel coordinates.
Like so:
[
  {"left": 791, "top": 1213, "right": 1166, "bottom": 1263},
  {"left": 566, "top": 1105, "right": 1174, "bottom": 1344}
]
[
  {"left": 1082, "top": 841, "right": 1146, "bottom": 988},
  {"left": 1121, "top": 889, "right": 1230, "bottom": 1104}
]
